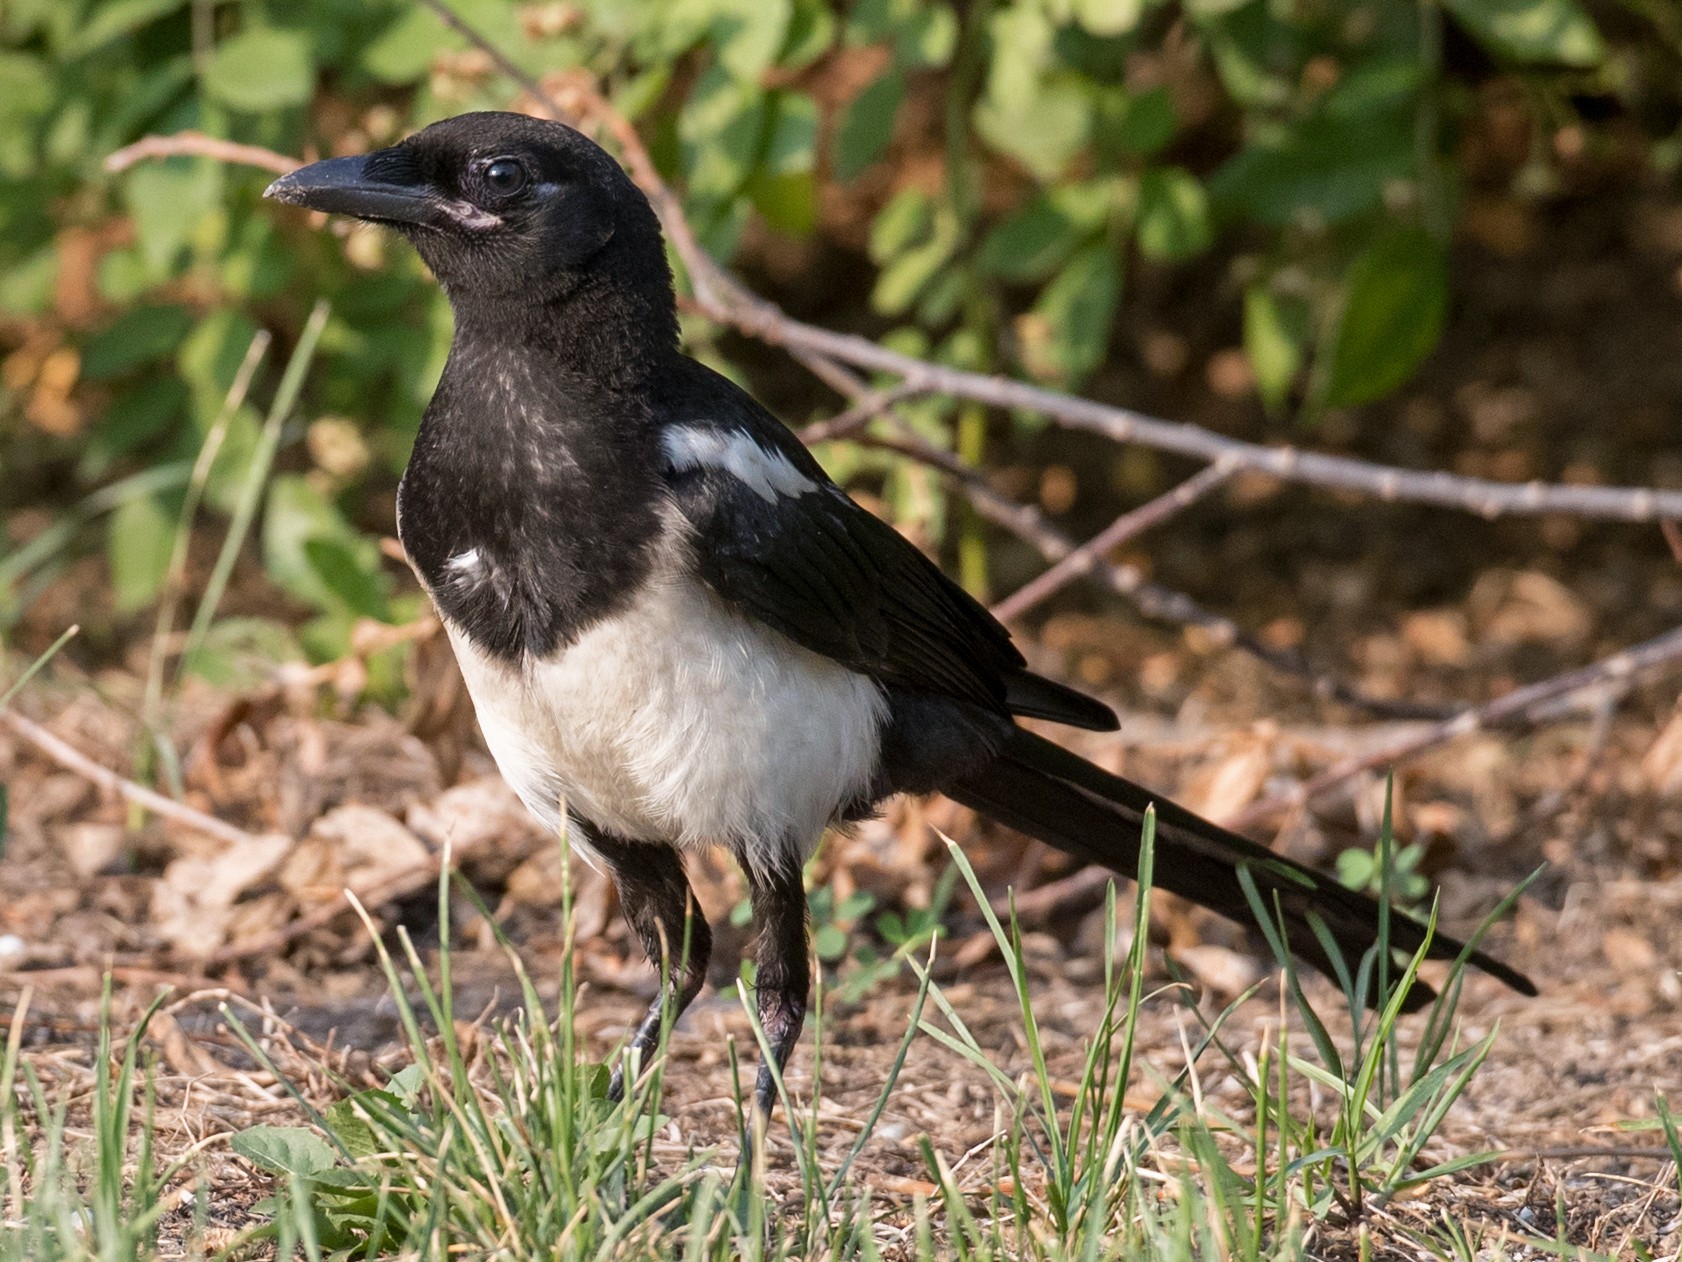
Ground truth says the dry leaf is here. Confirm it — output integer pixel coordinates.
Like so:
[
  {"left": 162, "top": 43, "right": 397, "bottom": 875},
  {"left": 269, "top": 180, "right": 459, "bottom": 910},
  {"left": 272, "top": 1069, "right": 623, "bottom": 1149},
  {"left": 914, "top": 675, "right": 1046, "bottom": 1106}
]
[
  {"left": 1639, "top": 706, "right": 1682, "bottom": 795},
  {"left": 407, "top": 775, "right": 541, "bottom": 857},
  {"left": 1174, "top": 943, "right": 1265, "bottom": 1000},
  {"left": 148, "top": 1011, "right": 234, "bottom": 1078},
  {"left": 1471, "top": 569, "right": 1592, "bottom": 647},
  {"left": 1181, "top": 734, "right": 1272, "bottom": 824},
  {"left": 154, "top": 833, "right": 292, "bottom": 954},
  {"left": 282, "top": 805, "right": 430, "bottom": 902},
  {"left": 54, "top": 821, "right": 127, "bottom": 878},
  {"left": 1401, "top": 609, "right": 1472, "bottom": 667},
  {"left": 1602, "top": 926, "right": 1657, "bottom": 974}
]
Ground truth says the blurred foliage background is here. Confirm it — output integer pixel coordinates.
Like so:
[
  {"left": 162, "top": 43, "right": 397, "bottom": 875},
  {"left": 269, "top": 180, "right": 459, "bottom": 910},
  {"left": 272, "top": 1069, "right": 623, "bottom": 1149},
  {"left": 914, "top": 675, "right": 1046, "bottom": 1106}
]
[{"left": 1, "top": 0, "right": 1679, "bottom": 711}]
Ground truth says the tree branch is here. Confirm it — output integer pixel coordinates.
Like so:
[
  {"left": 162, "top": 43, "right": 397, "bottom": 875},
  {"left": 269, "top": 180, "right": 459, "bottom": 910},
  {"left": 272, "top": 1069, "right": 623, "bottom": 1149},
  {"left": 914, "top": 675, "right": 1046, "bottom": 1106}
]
[
  {"left": 105, "top": 131, "right": 299, "bottom": 176},
  {"left": 990, "top": 460, "right": 1237, "bottom": 623},
  {"left": 792, "top": 347, "right": 1460, "bottom": 721},
  {"left": 107, "top": 26, "right": 1682, "bottom": 523},
  {"left": 0, "top": 708, "right": 262, "bottom": 850},
  {"left": 1229, "top": 622, "right": 1682, "bottom": 829}
]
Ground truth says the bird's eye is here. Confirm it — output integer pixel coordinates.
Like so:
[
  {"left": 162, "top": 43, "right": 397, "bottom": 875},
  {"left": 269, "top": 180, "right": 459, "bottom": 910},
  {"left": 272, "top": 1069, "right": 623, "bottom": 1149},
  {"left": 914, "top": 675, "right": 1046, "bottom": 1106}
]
[{"left": 482, "top": 158, "right": 528, "bottom": 196}]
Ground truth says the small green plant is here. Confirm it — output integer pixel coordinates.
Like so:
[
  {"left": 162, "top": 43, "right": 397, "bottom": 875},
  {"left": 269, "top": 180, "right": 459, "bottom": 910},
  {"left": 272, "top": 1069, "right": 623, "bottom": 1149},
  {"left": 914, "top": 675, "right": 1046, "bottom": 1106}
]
[
  {"left": 1337, "top": 835, "right": 1430, "bottom": 906},
  {"left": 0, "top": 813, "right": 1562, "bottom": 1259},
  {"left": 0, "top": 985, "right": 180, "bottom": 1262}
]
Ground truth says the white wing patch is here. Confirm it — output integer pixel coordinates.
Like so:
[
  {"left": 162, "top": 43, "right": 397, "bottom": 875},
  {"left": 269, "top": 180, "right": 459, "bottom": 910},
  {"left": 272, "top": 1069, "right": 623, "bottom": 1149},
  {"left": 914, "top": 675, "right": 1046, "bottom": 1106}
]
[{"left": 662, "top": 426, "right": 817, "bottom": 504}]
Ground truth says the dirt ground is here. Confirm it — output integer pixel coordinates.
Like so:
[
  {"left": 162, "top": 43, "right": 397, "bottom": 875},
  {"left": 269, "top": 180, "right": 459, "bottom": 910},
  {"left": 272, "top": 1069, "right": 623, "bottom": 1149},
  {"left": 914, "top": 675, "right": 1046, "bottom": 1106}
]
[{"left": 5, "top": 188, "right": 1682, "bottom": 1255}]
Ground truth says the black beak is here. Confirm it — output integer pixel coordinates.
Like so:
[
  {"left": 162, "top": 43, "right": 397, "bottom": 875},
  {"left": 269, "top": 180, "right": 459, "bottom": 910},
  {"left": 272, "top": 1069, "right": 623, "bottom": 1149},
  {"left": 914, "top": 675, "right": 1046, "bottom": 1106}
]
[{"left": 264, "top": 154, "right": 435, "bottom": 226}]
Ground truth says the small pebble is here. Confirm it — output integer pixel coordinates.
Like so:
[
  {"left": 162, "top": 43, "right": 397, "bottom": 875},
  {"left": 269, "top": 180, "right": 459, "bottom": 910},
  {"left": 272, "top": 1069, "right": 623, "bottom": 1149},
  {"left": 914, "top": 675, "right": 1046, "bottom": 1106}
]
[{"left": 0, "top": 936, "right": 26, "bottom": 965}]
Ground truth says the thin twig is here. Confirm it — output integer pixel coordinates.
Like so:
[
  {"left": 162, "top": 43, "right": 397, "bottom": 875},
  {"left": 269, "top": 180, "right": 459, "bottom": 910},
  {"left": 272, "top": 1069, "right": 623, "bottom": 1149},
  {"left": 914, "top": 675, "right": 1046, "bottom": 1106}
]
[
  {"left": 799, "top": 382, "right": 925, "bottom": 444},
  {"left": 0, "top": 709, "right": 260, "bottom": 850},
  {"left": 800, "top": 349, "right": 1459, "bottom": 721},
  {"left": 106, "top": 76, "right": 1682, "bottom": 524},
  {"left": 997, "top": 865, "right": 1117, "bottom": 923},
  {"left": 98, "top": 26, "right": 1682, "bottom": 728},
  {"left": 1230, "top": 623, "right": 1682, "bottom": 828},
  {"left": 1662, "top": 519, "right": 1682, "bottom": 566},
  {"left": 202, "top": 859, "right": 444, "bottom": 965},
  {"left": 991, "top": 461, "right": 1238, "bottom": 623},
  {"left": 104, "top": 131, "right": 299, "bottom": 176}
]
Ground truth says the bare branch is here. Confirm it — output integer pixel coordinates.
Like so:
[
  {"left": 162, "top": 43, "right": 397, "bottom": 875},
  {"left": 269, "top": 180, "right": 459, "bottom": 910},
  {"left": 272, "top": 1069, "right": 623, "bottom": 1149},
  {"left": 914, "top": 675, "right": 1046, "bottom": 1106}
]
[
  {"left": 105, "top": 132, "right": 299, "bottom": 176},
  {"left": 1229, "top": 622, "right": 1682, "bottom": 829},
  {"left": 102, "top": 11, "right": 1682, "bottom": 731},
  {"left": 798, "top": 382, "right": 925, "bottom": 445},
  {"left": 1662, "top": 519, "right": 1682, "bottom": 566},
  {"left": 0, "top": 708, "right": 263, "bottom": 850},
  {"left": 741, "top": 317, "right": 1682, "bottom": 522},
  {"left": 796, "top": 347, "right": 1459, "bottom": 721},
  {"left": 991, "top": 460, "right": 1237, "bottom": 623},
  {"left": 119, "top": 8, "right": 1682, "bottom": 523}
]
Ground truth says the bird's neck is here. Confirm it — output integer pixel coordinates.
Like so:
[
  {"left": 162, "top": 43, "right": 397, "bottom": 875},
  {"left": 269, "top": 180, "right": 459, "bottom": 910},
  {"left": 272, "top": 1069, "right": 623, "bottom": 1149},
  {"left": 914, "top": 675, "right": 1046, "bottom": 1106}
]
[{"left": 446, "top": 266, "right": 679, "bottom": 391}]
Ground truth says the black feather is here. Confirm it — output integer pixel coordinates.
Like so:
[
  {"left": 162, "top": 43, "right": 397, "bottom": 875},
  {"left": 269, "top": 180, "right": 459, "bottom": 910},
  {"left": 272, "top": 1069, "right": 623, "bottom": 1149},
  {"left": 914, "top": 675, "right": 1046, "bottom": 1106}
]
[{"left": 946, "top": 729, "right": 1538, "bottom": 1009}]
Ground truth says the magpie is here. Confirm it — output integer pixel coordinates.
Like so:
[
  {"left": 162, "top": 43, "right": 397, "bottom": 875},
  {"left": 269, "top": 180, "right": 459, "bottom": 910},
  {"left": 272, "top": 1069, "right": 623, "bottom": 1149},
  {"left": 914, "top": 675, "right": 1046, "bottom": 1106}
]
[{"left": 266, "top": 112, "right": 1535, "bottom": 1118}]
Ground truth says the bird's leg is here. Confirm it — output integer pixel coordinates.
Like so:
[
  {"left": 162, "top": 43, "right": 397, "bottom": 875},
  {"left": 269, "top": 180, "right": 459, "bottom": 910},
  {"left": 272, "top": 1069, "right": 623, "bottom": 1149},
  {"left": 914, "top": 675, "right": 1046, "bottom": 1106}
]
[
  {"left": 741, "top": 858, "right": 811, "bottom": 1123},
  {"left": 591, "top": 834, "right": 713, "bottom": 1103}
]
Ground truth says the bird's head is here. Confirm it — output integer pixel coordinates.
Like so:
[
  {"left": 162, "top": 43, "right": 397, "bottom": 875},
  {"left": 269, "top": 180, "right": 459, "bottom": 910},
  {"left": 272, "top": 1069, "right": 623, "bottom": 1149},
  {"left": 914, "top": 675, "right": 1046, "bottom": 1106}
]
[{"left": 266, "top": 111, "right": 673, "bottom": 330}]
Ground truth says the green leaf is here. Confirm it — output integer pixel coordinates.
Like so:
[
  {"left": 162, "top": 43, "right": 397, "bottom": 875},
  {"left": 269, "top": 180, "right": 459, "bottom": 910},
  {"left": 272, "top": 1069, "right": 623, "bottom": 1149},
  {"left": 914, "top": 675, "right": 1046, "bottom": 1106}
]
[
  {"left": 64, "top": 0, "right": 186, "bottom": 58},
  {"left": 107, "top": 492, "right": 175, "bottom": 614},
  {"left": 1207, "top": 109, "right": 1413, "bottom": 227},
  {"left": 714, "top": 0, "right": 791, "bottom": 81},
  {"left": 122, "top": 159, "right": 222, "bottom": 276},
  {"left": 1440, "top": 0, "right": 1603, "bottom": 67},
  {"left": 896, "top": 3, "right": 957, "bottom": 67},
  {"left": 202, "top": 27, "right": 316, "bottom": 112},
  {"left": 678, "top": 64, "right": 768, "bottom": 200},
  {"left": 763, "top": 91, "right": 818, "bottom": 174},
  {"left": 1019, "top": 242, "right": 1120, "bottom": 382},
  {"left": 262, "top": 475, "right": 387, "bottom": 617},
  {"left": 814, "top": 923, "right": 847, "bottom": 960},
  {"left": 748, "top": 94, "right": 819, "bottom": 233},
  {"left": 782, "top": 0, "right": 837, "bottom": 68},
  {"left": 1319, "top": 228, "right": 1448, "bottom": 408},
  {"left": 303, "top": 538, "right": 389, "bottom": 619},
  {"left": 872, "top": 220, "right": 957, "bottom": 315},
  {"left": 1111, "top": 86, "right": 1176, "bottom": 158},
  {"left": 386, "top": 1064, "right": 425, "bottom": 1103},
  {"left": 833, "top": 67, "right": 904, "bottom": 180},
  {"left": 81, "top": 305, "right": 194, "bottom": 380},
  {"left": 0, "top": 246, "right": 57, "bottom": 316},
  {"left": 749, "top": 171, "right": 817, "bottom": 234},
  {"left": 978, "top": 181, "right": 1113, "bottom": 283},
  {"left": 1243, "top": 284, "right": 1309, "bottom": 415},
  {"left": 323, "top": 1090, "right": 408, "bottom": 1161},
  {"left": 868, "top": 187, "right": 933, "bottom": 262},
  {"left": 973, "top": 79, "right": 1093, "bottom": 182},
  {"left": 0, "top": 53, "right": 54, "bottom": 125},
  {"left": 229, "top": 1126, "right": 338, "bottom": 1178},
  {"left": 1074, "top": 0, "right": 1143, "bottom": 36},
  {"left": 179, "top": 618, "right": 302, "bottom": 689},
  {"left": 1135, "top": 168, "right": 1211, "bottom": 262},
  {"left": 361, "top": 7, "right": 453, "bottom": 84},
  {"left": 82, "top": 380, "right": 188, "bottom": 478}
]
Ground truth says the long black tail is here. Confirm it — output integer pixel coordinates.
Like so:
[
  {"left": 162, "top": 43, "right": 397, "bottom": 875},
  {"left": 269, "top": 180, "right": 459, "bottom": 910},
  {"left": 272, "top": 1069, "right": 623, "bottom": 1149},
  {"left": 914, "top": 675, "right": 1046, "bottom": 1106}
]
[{"left": 946, "top": 728, "right": 1536, "bottom": 1011}]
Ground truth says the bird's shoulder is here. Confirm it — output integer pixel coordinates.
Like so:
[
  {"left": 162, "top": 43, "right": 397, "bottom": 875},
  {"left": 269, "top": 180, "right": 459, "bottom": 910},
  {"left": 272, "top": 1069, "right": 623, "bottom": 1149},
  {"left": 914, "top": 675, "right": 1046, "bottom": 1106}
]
[{"left": 650, "top": 358, "right": 1024, "bottom": 712}]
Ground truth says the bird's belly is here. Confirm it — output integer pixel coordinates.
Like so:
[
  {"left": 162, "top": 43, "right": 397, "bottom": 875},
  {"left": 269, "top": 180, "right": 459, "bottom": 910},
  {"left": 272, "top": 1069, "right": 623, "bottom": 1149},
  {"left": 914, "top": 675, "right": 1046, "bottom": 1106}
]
[{"left": 441, "top": 573, "right": 887, "bottom": 868}]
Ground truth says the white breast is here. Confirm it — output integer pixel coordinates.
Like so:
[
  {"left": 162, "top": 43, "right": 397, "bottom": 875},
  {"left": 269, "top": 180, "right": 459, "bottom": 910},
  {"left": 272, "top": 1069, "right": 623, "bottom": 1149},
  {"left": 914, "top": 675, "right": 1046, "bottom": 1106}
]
[{"left": 442, "top": 570, "right": 886, "bottom": 873}]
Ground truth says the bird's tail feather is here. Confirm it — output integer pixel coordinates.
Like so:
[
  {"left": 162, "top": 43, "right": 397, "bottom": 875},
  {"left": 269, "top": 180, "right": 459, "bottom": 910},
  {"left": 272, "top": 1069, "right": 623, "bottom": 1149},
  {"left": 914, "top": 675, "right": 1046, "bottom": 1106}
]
[{"left": 946, "top": 728, "right": 1536, "bottom": 1011}]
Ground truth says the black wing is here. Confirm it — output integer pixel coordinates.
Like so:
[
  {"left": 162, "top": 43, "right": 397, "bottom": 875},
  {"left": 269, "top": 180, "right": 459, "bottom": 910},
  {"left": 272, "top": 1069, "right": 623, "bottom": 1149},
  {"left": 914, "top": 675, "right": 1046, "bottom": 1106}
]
[{"left": 657, "top": 367, "right": 1115, "bottom": 731}]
